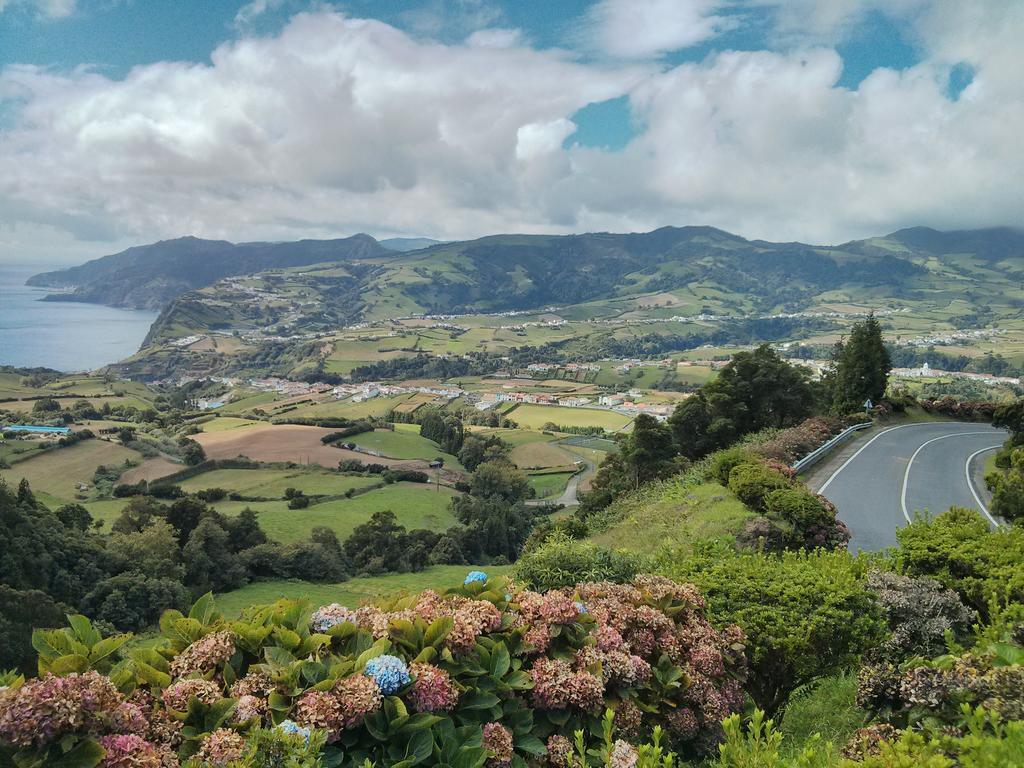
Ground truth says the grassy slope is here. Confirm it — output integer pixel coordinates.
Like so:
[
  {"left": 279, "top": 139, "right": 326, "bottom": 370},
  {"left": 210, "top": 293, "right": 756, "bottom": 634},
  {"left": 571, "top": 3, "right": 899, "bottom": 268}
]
[
  {"left": 506, "top": 404, "right": 632, "bottom": 432},
  {"left": 350, "top": 429, "right": 452, "bottom": 461},
  {"left": 222, "top": 482, "right": 459, "bottom": 543},
  {"left": 0, "top": 439, "right": 142, "bottom": 503},
  {"left": 215, "top": 565, "right": 513, "bottom": 617},
  {"left": 174, "top": 467, "right": 377, "bottom": 497},
  {"left": 530, "top": 471, "right": 574, "bottom": 499},
  {"left": 588, "top": 480, "right": 754, "bottom": 555}
]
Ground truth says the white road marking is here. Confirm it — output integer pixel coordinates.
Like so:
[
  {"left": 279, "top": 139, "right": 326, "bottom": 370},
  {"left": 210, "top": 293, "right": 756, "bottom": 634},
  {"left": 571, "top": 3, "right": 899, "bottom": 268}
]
[
  {"left": 899, "top": 431, "right": 998, "bottom": 523},
  {"left": 965, "top": 445, "right": 1003, "bottom": 527},
  {"left": 817, "top": 421, "right": 958, "bottom": 494}
]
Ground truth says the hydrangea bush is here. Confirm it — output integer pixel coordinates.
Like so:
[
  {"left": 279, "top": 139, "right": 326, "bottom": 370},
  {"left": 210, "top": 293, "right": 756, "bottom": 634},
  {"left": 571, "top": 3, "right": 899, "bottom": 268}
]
[{"left": 0, "top": 573, "right": 746, "bottom": 768}]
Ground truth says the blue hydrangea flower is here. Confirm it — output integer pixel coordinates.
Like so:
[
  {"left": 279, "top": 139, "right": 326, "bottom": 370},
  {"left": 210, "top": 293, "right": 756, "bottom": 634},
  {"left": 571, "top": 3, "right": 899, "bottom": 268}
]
[
  {"left": 277, "top": 719, "right": 311, "bottom": 742},
  {"left": 574, "top": 601, "right": 587, "bottom": 614},
  {"left": 309, "top": 603, "right": 357, "bottom": 633},
  {"left": 364, "top": 655, "right": 411, "bottom": 695},
  {"left": 464, "top": 570, "right": 488, "bottom": 585}
]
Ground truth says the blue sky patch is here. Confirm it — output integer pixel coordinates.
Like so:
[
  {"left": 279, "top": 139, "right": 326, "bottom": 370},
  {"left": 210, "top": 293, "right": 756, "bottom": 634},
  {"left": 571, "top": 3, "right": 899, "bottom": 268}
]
[
  {"left": 835, "top": 10, "right": 919, "bottom": 88},
  {"left": 946, "top": 61, "right": 975, "bottom": 101},
  {"left": 565, "top": 96, "right": 634, "bottom": 151}
]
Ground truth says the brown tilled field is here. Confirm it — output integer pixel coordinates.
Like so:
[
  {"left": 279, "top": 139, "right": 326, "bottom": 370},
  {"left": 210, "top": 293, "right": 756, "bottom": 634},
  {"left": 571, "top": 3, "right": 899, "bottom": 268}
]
[{"left": 193, "top": 424, "right": 423, "bottom": 470}]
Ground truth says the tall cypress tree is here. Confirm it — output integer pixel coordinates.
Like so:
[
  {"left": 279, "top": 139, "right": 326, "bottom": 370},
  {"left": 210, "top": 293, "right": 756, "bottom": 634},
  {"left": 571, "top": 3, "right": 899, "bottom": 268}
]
[{"left": 830, "top": 312, "right": 892, "bottom": 414}]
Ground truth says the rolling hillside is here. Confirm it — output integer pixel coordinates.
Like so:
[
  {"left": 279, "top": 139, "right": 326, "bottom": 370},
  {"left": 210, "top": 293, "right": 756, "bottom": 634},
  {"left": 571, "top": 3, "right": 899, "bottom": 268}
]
[
  {"left": 29, "top": 225, "right": 1024, "bottom": 380},
  {"left": 27, "top": 233, "right": 385, "bottom": 310}
]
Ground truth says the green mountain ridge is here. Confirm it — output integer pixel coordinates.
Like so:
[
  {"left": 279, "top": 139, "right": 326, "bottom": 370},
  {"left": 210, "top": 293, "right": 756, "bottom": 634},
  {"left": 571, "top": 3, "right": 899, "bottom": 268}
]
[
  {"left": 27, "top": 233, "right": 385, "bottom": 310},
  {"left": 28, "top": 226, "right": 1024, "bottom": 378}
]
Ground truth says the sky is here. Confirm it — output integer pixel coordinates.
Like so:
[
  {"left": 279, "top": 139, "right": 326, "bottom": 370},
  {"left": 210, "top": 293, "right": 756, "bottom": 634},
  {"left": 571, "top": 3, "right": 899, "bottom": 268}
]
[{"left": 0, "top": 0, "right": 1021, "bottom": 266}]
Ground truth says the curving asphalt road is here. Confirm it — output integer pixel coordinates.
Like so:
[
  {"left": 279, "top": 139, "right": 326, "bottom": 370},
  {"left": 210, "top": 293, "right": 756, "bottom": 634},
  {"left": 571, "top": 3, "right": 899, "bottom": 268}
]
[{"left": 815, "top": 421, "right": 1006, "bottom": 552}]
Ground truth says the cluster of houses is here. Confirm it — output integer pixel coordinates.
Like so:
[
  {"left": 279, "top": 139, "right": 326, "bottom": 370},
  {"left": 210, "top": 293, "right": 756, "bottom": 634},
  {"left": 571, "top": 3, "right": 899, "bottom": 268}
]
[
  {"left": 896, "top": 328, "right": 1008, "bottom": 348},
  {"left": 168, "top": 334, "right": 206, "bottom": 348},
  {"left": 476, "top": 391, "right": 584, "bottom": 408},
  {"left": 524, "top": 362, "right": 602, "bottom": 374},
  {"left": 330, "top": 382, "right": 466, "bottom": 403},
  {"left": 893, "top": 362, "right": 1020, "bottom": 387},
  {"left": 615, "top": 358, "right": 675, "bottom": 374},
  {"left": 249, "top": 377, "right": 333, "bottom": 396},
  {"left": 474, "top": 388, "right": 676, "bottom": 420}
]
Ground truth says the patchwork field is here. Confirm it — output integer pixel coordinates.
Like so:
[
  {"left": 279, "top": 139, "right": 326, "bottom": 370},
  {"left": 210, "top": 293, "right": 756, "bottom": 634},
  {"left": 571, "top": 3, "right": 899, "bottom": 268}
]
[
  {"left": 176, "top": 467, "right": 379, "bottom": 498},
  {"left": 214, "top": 564, "right": 513, "bottom": 617},
  {"left": 350, "top": 429, "right": 456, "bottom": 462},
  {"left": 207, "top": 481, "right": 459, "bottom": 543},
  {"left": 505, "top": 404, "right": 633, "bottom": 432},
  {"left": 119, "top": 457, "right": 182, "bottom": 485},
  {"left": 195, "top": 416, "right": 263, "bottom": 433},
  {"left": 0, "top": 439, "right": 142, "bottom": 504},
  {"left": 0, "top": 439, "right": 49, "bottom": 465},
  {"left": 1, "top": 394, "right": 153, "bottom": 414},
  {"left": 193, "top": 423, "right": 425, "bottom": 469},
  {"left": 509, "top": 440, "right": 577, "bottom": 471}
]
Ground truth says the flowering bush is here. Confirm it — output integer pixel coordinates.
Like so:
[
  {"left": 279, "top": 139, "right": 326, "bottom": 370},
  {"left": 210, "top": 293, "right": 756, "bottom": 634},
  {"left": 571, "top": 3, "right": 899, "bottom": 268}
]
[
  {"left": 864, "top": 570, "right": 974, "bottom": 663},
  {"left": 857, "top": 635, "right": 1024, "bottom": 730},
  {"left": 918, "top": 397, "right": 999, "bottom": 422},
  {"left": 0, "top": 574, "right": 746, "bottom": 768}
]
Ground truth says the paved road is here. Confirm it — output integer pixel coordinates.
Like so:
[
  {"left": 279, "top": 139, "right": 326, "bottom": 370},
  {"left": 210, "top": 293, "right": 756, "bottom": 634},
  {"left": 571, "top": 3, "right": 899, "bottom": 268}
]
[
  {"left": 815, "top": 421, "right": 1006, "bottom": 552},
  {"left": 525, "top": 443, "right": 598, "bottom": 507}
]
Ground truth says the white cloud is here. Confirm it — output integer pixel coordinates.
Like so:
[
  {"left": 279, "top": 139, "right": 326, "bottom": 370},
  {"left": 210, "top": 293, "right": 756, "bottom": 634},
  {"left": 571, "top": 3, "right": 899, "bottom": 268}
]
[
  {"left": 583, "top": 0, "right": 737, "bottom": 59},
  {"left": 0, "top": 11, "right": 644, "bottom": 250},
  {"left": 234, "top": 0, "right": 284, "bottom": 29},
  {"left": 0, "top": 1, "right": 1023, "bottom": 263},
  {"left": 0, "top": 0, "right": 76, "bottom": 19},
  {"left": 465, "top": 27, "right": 522, "bottom": 49},
  {"left": 399, "top": 0, "right": 504, "bottom": 39}
]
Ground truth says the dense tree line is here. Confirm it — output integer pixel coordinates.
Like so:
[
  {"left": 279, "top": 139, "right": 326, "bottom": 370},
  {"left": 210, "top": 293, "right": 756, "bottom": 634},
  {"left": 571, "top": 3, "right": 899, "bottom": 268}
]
[
  {"left": 0, "top": 479, "right": 348, "bottom": 671},
  {"left": 580, "top": 328, "right": 894, "bottom": 517}
]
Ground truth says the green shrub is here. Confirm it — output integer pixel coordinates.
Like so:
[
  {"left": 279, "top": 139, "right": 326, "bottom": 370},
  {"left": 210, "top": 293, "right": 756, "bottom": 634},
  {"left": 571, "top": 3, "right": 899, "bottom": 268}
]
[
  {"left": 763, "top": 487, "right": 832, "bottom": 528},
  {"left": 893, "top": 507, "right": 1024, "bottom": 620},
  {"left": 706, "top": 447, "right": 760, "bottom": 486},
  {"left": 987, "top": 447, "right": 1024, "bottom": 524},
  {"left": 712, "top": 706, "right": 1024, "bottom": 767},
  {"left": 863, "top": 570, "right": 973, "bottom": 663},
  {"left": 660, "top": 544, "right": 885, "bottom": 713},
  {"left": 513, "top": 532, "right": 645, "bottom": 591},
  {"left": 857, "top": 632, "right": 1024, "bottom": 730},
  {"left": 728, "top": 463, "right": 792, "bottom": 513}
]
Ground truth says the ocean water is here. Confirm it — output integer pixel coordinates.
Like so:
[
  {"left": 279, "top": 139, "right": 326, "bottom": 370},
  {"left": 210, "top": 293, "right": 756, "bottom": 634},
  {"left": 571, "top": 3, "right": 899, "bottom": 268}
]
[{"left": 0, "top": 264, "right": 157, "bottom": 372}]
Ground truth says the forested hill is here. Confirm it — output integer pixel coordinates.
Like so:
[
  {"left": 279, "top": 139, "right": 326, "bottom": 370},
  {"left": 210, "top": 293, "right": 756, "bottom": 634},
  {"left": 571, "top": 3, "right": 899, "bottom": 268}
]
[
  {"left": 379, "top": 225, "right": 928, "bottom": 314},
  {"left": 26, "top": 233, "right": 385, "bottom": 310},
  {"left": 27, "top": 225, "right": 1024, "bottom": 317}
]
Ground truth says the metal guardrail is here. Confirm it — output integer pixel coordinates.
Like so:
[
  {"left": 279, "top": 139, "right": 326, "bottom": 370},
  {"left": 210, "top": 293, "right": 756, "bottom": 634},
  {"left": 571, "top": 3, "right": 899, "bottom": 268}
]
[{"left": 791, "top": 422, "right": 873, "bottom": 472}]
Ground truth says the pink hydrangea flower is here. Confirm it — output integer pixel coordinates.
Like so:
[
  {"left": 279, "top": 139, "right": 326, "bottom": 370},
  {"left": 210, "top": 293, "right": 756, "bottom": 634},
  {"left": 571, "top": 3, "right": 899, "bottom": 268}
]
[
  {"left": 161, "top": 678, "right": 222, "bottom": 712},
  {"left": 482, "top": 722, "right": 514, "bottom": 766},
  {"left": 546, "top": 734, "right": 573, "bottom": 767},
  {"left": 609, "top": 739, "right": 638, "bottom": 768},
  {"left": 98, "top": 733, "right": 162, "bottom": 768},
  {"left": 0, "top": 671, "right": 122, "bottom": 748},
  {"left": 530, "top": 658, "right": 604, "bottom": 711},
  {"left": 195, "top": 728, "right": 246, "bottom": 766},
  {"left": 408, "top": 663, "right": 459, "bottom": 713},
  {"left": 169, "top": 631, "right": 235, "bottom": 678}
]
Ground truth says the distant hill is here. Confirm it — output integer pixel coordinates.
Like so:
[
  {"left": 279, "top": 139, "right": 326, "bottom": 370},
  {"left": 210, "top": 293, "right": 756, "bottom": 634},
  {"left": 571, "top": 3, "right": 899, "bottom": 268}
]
[
  {"left": 29, "top": 225, "right": 1024, "bottom": 325},
  {"left": 27, "top": 234, "right": 385, "bottom": 310}
]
